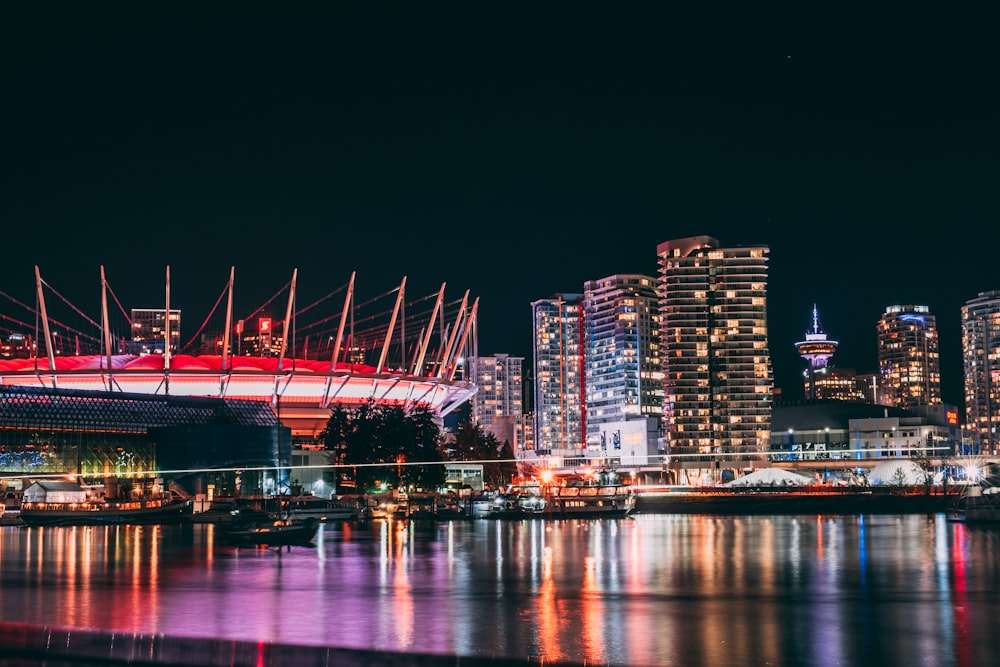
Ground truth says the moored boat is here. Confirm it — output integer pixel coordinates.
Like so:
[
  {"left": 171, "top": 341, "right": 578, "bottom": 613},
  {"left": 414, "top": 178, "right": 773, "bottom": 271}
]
[
  {"left": 484, "top": 469, "right": 636, "bottom": 519},
  {"left": 275, "top": 495, "right": 361, "bottom": 522},
  {"left": 221, "top": 508, "right": 320, "bottom": 547},
  {"left": 19, "top": 479, "right": 192, "bottom": 527}
]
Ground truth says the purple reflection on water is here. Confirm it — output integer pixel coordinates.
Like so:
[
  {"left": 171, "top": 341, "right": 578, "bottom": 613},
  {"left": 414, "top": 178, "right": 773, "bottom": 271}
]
[{"left": 1, "top": 514, "right": 999, "bottom": 666}]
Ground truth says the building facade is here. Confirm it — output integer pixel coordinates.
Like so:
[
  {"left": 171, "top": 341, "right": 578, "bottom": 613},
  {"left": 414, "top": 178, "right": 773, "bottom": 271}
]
[
  {"left": 531, "top": 294, "right": 585, "bottom": 463},
  {"left": 129, "top": 308, "right": 181, "bottom": 355},
  {"left": 582, "top": 274, "right": 662, "bottom": 462},
  {"left": 0, "top": 385, "right": 290, "bottom": 497},
  {"left": 877, "top": 305, "right": 941, "bottom": 409},
  {"left": 810, "top": 366, "right": 865, "bottom": 402},
  {"left": 657, "top": 235, "right": 773, "bottom": 468},
  {"left": 469, "top": 354, "right": 524, "bottom": 449},
  {"left": 770, "top": 400, "right": 954, "bottom": 468},
  {"left": 962, "top": 291, "right": 1000, "bottom": 455}
]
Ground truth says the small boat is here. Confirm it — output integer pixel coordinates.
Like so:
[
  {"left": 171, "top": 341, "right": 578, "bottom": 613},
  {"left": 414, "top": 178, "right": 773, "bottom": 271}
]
[
  {"left": 275, "top": 495, "right": 361, "bottom": 522},
  {"left": 469, "top": 490, "right": 501, "bottom": 518},
  {"left": 18, "top": 479, "right": 193, "bottom": 527},
  {"left": 389, "top": 492, "right": 469, "bottom": 520},
  {"left": 187, "top": 499, "right": 260, "bottom": 524},
  {"left": 221, "top": 508, "right": 320, "bottom": 547}
]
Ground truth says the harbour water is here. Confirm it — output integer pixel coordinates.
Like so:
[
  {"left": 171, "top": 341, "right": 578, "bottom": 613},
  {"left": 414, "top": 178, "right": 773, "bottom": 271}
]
[{"left": 1, "top": 512, "right": 999, "bottom": 667}]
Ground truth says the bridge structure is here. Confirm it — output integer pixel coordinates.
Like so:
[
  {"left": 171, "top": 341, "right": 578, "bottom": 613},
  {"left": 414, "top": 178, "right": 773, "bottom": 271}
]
[{"left": 0, "top": 266, "right": 479, "bottom": 443}]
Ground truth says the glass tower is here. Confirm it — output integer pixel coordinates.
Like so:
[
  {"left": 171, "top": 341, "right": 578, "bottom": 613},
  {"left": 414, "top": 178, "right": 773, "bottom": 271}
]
[
  {"left": 583, "top": 274, "right": 662, "bottom": 450},
  {"left": 531, "top": 294, "right": 585, "bottom": 463},
  {"left": 962, "top": 291, "right": 1000, "bottom": 455}
]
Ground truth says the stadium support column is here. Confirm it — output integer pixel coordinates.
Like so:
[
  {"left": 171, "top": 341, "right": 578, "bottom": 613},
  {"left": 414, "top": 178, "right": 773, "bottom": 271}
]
[{"left": 35, "top": 265, "right": 56, "bottom": 373}]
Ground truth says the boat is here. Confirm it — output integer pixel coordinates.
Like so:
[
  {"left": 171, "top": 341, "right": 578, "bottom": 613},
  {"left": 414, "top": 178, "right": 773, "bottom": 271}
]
[
  {"left": 220, "top": 507, "right": 320, "bottom": 547},
  {"left": 484, "top": 469, "right": 636, "bottom": 519},
  {"left": 393, "top": 492, "right": 468, "bottom": 520},
  {"left": 469, "top": 490, "right": 502, "bottom": 518},
  {"left": 187, "top": 498, "right": 266, "bottom": 524},
  {"left": 18, "top": 479, "right": 193, "bottom": 527},
  {"left": 949, "top": 475, "right": 1000, "bottom": 523},
  {"left": 274, "top": 495, "right": 361, "bottom": 522}
]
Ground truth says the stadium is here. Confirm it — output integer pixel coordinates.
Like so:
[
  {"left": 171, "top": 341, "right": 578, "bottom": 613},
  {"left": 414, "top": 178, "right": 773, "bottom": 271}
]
[{"left": 0, "top": 266, "right": 479, "bottom": 493}]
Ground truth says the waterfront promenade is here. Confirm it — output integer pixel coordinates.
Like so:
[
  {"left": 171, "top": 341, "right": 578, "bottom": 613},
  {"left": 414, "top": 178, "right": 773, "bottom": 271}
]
[{"left": 0, "top": 621, "right": 584, "bottom": 667}]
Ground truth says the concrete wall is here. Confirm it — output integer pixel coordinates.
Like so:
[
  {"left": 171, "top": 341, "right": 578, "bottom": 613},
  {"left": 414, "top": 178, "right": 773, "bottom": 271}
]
[{"left": 0, "top": 621, "right": 585, "bottom": 667}]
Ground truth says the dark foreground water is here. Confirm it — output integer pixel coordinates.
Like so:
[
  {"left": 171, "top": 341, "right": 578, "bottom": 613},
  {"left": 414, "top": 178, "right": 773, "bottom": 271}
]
[{"left": 1, "top": 513, "right": 999, "bottom": 667}]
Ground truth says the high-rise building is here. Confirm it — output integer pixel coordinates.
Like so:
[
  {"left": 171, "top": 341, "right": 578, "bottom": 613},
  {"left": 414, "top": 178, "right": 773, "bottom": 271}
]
[
  {"left": 856, "top": 372, "right": 886, "bottom": 406},
  {"left": 795, "top": 304, "right": 838, "bottom": 400},
  {"left": 469, "top": 354, "right": 524, "bottom": 449},
  {"left": 962, "top": 291, "right": 1000, "bottom": 455},
  {"left": 531, "top": 294, "right": 585, "bottom": 463},
  {"left": 876, "top": 305, "right": 941, "bottom": 409},
  {"left": 130, "top": 308, "right": 181, "bottom": 355},
  {"left": 657, "top": 235, "right": 773, "bottom": 470},
  {"left": 583, "top": 274, "right": 662, "bottom": 461},
  {"left": 811, "top": 366, "right": 865, "bottom": 402}
]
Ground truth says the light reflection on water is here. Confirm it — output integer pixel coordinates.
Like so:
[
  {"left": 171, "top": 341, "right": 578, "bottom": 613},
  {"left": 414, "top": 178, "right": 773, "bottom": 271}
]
[{"left": 2, "top": 514, "right": 1000, "bottom": 666}]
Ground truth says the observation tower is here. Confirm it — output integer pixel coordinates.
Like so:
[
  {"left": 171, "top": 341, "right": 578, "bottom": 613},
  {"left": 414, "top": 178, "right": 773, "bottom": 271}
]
[{"left": 795, "top": 304, "right": 838, "bottom": 400}]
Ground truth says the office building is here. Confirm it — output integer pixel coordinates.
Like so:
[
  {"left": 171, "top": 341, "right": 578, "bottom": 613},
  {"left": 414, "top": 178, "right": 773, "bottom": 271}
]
[
  {"left": 657, "top": 235, "right": 773, "bottom": 474},
  {"left": 962, "top": 291, "right": 1000, "bottom": 455},
  {"left": 583, "top": 274, "right": 662, "bottom": 464},
  {"left": 877, "top": 305, "right": 941, "bottom": 409},
  {"left": 130, "top": 308, "right": 181, "bottom": 355},
  {"left": 811, "top": 366, "right": 866, "bottom": 402}
]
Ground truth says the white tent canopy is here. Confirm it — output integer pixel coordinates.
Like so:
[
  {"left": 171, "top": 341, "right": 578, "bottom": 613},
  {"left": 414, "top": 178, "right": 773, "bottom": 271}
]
[
  {"left": 723, "top": 468, "right": 814, "bottom": 487},
  {"left": 867, "top": 459, "right": 928, "bottom": 485}
]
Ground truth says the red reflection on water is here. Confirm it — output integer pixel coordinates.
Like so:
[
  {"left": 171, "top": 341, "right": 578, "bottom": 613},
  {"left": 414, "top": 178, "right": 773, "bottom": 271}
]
[
  {"left": 950, "top": 522, "right": 971, "bottom": 667},
  {"left": 535, "top": 544, "right": 566, "bottom": 663},
  {"left": 580, "top": 555, "right": 605, "bottom": 665}
]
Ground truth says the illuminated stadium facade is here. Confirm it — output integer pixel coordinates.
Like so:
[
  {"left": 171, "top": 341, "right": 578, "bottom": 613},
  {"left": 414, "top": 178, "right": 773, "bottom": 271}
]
[{"left": 0, "top": 266, "right": 480, "bottom": 445}]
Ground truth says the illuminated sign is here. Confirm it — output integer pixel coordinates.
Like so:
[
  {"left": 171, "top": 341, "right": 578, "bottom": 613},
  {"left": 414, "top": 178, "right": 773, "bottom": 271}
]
[
  {"left": 947, "top": 409, "right": 958, "bottom": 425},
  {"left": 259, "top": 318, "right": 271, "bottom": 333}
]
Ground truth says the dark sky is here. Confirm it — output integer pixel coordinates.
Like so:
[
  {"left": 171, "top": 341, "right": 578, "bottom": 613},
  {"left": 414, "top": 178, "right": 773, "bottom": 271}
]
[{"left": 2, "top": 6, "right": 998, "bottom": 408}]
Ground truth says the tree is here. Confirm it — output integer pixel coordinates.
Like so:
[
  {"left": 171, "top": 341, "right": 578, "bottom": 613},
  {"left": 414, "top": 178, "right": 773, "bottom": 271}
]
[
  {"left": 319, "top": 399, "right": 445, "bottom": 492},
  {"left": 448, "top": 417, "right": 517, "bottom": 488}
]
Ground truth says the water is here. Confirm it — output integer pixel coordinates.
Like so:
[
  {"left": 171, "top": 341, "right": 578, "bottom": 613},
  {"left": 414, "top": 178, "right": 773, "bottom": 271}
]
[{"left": 2, "top": 513, "right": 999, "bottom": 667}]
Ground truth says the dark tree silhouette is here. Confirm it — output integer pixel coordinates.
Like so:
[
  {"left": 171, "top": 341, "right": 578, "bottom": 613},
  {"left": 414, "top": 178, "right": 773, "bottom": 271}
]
[
  {"left": 449, "top": 416, "right": 517, "bottom": 487},
  {"left": 319, "top": 399, "right": 445, "bottom": 492}
]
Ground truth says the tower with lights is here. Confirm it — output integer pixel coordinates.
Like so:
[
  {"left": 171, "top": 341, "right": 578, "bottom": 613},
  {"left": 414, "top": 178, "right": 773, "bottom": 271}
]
[{"left": 796, "top": 305, "right": 838, "bottom": 400}]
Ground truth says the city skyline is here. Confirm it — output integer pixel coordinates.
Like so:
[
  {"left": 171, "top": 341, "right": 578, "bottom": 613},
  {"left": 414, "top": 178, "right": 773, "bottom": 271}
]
[{"left": 2, "top": 6, "right": 997, "bottom": 408}]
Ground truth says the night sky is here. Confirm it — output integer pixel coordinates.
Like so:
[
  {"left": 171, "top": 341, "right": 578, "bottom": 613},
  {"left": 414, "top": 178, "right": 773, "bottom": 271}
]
[{"left": 2, "top": 6, "right": 997, "bottom": 409}]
